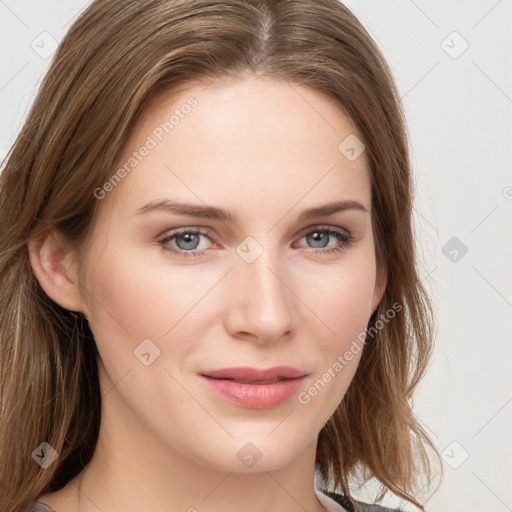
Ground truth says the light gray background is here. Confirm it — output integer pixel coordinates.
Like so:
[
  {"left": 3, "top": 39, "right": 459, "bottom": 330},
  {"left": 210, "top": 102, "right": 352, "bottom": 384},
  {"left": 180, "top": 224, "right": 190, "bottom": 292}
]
[{"left": 1, "top": 1, "right": 511, "bottom": 511}]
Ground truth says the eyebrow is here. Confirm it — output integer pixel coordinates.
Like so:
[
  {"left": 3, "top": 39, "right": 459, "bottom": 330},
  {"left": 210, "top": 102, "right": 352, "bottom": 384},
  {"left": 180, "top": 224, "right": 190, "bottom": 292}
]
[{"left": 135, "top": 199, "right": 368, "bottom": 222}]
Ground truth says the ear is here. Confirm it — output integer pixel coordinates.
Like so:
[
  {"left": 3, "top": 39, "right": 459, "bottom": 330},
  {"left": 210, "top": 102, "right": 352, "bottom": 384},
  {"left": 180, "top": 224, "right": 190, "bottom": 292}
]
[
  {"left": 27, "top": 227, "right": 86, "bottom": 314},
  {"left": 371, "top": 261, "right": 388, "bottom": 312}
]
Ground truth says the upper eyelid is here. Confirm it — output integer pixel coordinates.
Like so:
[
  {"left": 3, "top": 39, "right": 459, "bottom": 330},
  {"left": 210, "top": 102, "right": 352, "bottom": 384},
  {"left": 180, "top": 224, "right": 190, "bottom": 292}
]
[{"left": 297, "top": 224, "right": 351, "bottom": 236}]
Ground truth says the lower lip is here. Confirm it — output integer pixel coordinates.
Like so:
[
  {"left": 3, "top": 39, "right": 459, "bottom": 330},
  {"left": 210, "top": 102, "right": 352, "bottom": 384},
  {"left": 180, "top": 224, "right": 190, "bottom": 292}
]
[{"left": 200, "top": 375, "right": 306, "bottom": 409}]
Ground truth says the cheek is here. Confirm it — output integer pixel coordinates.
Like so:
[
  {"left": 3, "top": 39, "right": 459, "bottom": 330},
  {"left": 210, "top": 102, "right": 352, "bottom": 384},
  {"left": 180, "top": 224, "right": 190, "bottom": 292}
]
[
  {"left": 301, "top": 255, "right": 376, "bottom": 344},
  {"left": 84, "top": 246, "right": 214, "bottom": 333},
  {"left": 81, "top": 245, "right": 213, "bottom": 377},
  {"left": 295, "top": 254, "right": 375, "bottom": 401}
]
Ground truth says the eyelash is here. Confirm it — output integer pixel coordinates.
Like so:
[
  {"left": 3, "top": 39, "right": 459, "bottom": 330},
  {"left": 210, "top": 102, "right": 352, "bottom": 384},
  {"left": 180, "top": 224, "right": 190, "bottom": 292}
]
[{"left": 157, "top": 226, "right": 354, "bottom": 258}]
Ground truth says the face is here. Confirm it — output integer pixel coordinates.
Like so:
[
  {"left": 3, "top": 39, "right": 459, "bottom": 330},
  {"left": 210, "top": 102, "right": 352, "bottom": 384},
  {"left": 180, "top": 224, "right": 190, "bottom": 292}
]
[{"left": 72, "top": 75, "right": 385, "bottom": 472}]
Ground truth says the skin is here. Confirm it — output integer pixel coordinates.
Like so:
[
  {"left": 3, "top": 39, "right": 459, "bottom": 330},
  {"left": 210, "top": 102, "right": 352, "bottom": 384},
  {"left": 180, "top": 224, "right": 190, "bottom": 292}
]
[{"left": 30, "top": 75, "right": 386, "bottom": 512}]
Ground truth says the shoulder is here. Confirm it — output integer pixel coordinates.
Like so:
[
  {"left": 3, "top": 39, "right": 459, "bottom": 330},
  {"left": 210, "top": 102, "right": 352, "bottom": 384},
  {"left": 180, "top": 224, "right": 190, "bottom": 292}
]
[
  {"left": 320, "top": 489, "right": 406, "bottom": 512},
  {"left": 22, "top": 503, "right": 54, "bottom": 512}
]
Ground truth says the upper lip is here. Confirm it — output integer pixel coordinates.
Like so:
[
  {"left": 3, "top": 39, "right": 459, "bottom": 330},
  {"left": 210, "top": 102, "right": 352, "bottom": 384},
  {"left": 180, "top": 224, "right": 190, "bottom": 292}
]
[{"left": 201, "top": 366, "right": 307, "bottom": 381}]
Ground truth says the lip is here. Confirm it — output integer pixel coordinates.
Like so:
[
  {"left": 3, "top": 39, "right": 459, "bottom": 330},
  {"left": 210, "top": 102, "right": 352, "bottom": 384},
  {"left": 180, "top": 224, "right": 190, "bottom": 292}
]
[
  {"left": 200, "top": 366, "right": 308, "bottom": 409},
  {"left": 201, "top": 366, "right": 307, "bottom": 381}
]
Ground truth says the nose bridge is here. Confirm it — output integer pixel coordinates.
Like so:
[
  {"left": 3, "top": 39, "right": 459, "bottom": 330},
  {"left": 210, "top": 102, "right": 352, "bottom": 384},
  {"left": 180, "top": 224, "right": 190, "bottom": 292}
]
[{"left": 229, "top": 235, "right": 294, "bottom": 340}]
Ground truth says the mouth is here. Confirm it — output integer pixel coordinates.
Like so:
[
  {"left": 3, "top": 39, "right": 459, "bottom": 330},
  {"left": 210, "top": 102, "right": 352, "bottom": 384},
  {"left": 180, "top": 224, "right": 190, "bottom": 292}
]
[{"left": 199, "top": 366, "right": 308, "bottom": 409}]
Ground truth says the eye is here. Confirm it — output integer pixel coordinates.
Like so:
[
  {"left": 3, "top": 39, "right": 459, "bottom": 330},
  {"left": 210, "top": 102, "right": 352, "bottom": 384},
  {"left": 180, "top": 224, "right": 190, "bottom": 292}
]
[
  {"left": 294, "top": 226, "right": 354, "bottom": 255},
  {"left": 157, "top": 228, "right": 213, "bottom": 258},
  {"left": 157, "top": 225, "right": 354, "bottom": 258}
]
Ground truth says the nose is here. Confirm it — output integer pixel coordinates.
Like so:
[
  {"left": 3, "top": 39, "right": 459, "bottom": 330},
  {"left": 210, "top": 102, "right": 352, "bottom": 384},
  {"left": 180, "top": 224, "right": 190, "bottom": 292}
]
[{"left": 223, "top": 240, "right": 295, "bottom": 345}]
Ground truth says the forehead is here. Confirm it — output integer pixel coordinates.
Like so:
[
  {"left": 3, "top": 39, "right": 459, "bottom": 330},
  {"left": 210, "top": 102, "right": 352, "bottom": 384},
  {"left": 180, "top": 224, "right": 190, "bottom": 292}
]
[{"left": 104, "top": 75, "right": 371, "bottom": 220}]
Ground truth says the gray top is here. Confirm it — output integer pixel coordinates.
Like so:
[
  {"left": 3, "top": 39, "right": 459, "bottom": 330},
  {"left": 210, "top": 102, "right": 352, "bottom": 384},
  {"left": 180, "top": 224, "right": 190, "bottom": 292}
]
[
  {"left": 24, "top": 505, "right": 53, "bottom": 512},
  {"left": 321, "top": 490, "right": 404, "bottom": 512}
]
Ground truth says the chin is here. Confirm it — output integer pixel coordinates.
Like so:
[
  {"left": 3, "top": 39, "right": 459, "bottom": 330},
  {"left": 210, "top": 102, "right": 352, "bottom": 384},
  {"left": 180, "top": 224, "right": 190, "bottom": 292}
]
[{"left": 181, "top": 431, "right": 313, "bottom": 473}]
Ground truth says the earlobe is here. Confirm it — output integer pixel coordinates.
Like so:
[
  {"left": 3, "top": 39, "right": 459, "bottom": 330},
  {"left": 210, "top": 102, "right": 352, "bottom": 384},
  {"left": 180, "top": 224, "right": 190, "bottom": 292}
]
[{"left": 27, "top": 228, "right": 85, "bottom": 313}]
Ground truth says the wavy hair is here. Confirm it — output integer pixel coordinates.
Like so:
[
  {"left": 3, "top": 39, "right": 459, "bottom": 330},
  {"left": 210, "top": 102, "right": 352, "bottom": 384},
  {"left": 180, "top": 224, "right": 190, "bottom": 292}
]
[{"left": 0, "top": 1, "right": 440, "bottom": 510}]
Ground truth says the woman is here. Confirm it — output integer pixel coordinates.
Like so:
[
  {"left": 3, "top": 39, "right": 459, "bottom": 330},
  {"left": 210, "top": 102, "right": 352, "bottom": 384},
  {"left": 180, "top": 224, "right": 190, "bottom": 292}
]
[{"left": 0, "top": 1, "right": 441, "bottom": 511}]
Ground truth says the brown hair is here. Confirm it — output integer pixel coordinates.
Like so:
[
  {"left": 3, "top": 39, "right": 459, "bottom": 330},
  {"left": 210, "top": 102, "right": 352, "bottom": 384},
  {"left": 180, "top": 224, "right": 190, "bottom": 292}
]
[{"left": 0, "top": 1, "right": 440, "bottom": 510}]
